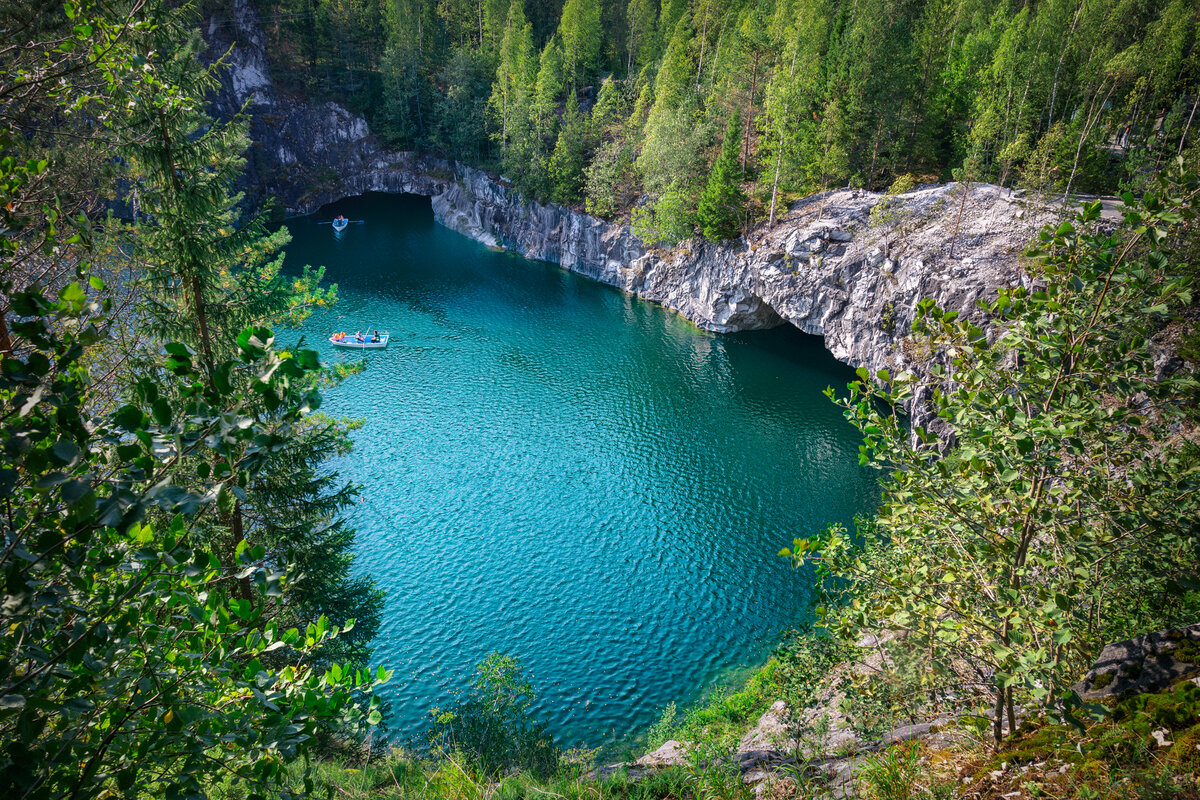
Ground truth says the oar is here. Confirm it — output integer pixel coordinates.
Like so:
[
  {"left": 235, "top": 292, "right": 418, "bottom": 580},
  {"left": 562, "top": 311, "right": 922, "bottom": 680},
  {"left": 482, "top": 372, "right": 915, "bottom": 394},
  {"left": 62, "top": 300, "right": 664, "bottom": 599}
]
[{"left": 317, "top": 219, "right": 366, "bottom": 225}]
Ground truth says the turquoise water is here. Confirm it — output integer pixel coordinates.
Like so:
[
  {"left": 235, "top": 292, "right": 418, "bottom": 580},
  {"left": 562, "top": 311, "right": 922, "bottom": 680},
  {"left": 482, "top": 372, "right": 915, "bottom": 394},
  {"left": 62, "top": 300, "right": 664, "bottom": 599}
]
[{"left": 283, "top": 193, "right": 877, "bottom": 748}]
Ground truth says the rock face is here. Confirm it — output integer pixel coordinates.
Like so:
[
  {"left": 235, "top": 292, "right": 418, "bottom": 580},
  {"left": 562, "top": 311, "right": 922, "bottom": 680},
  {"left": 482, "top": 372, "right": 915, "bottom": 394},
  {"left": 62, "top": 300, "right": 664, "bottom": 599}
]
[
  {"left": 208, "top": 0, "right": 1055, "bottom": 406},
  {"left": 1075, "top": 624, "right": 1200, "bottom": 700}
]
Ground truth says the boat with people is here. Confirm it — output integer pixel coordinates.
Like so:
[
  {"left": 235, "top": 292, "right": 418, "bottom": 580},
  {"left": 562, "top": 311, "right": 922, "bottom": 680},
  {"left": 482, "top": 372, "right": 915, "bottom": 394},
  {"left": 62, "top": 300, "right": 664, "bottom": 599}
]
[
  {"left": 331, "top": 215, "right": 348, "bottom": 232},
  {"left": 329, "top": 329, "right": 389, "bottom": 349}
]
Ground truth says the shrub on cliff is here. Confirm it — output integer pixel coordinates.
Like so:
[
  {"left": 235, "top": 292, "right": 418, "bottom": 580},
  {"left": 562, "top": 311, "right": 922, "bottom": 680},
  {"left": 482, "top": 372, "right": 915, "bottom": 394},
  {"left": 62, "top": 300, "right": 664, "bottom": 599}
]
[{"left": 786, "top": 165, "right": 1200, "bottom": 744}]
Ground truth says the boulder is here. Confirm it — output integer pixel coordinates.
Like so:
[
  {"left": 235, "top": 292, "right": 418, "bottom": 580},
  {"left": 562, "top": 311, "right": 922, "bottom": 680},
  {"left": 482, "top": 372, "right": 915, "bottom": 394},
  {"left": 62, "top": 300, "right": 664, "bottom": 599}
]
[
  {"left": 635, "top": 739, "right": 690, "bottom": 768},
  {"left": 1074, "top": 623, "right": 1200, "bottom": 700}
]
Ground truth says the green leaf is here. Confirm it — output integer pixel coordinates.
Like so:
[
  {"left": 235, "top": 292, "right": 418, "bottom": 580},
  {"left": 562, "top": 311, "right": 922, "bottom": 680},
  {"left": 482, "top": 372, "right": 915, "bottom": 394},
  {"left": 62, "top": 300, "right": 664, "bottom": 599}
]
[
  {"left": 114, "top": 405, "right": 145, "bottom": 431},
  {"left": 58, "top": 282, "right": 86, "bottom": 309},
  {"left": 51, "top": 439, "right": 79, "bottom": 463},
  {"left": 152, "top": 398, "right": 172, "bottom": 426}
]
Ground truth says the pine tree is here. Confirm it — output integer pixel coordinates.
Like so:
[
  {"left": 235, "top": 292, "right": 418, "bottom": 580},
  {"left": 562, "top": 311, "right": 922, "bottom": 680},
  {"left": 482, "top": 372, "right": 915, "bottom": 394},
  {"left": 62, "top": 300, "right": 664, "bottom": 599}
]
[
  {"left": 490, "top": 0, "right": 537, "bottom": 147},
  {"left": 731, "top": 0, "right": 775, "bottom": 175},
  {"left": 637, "top": 12, "right": 702, "bottom": 198},
  {"left": 635, "top": 12, "right": 706, "bottom": 236},
  {"left": 432, "top": 46, "right": 492, "bottom": 162},
  {"left": 697, "top": 109, "right": 747, "bottom": 241},
  {"left": 760, "top": 0, "right": 828, "bottom": 227},
  {"left": 533, "top": 34, "right": 566, "bottom": 141},
  {"left": 585, "top": 78, "right": 639, "bottom": 216},
  {"left": 129, "top": 38, "right": 309, "bottom": 371},
  {"left": 658, "top": 0, "right": 687, "bottom": 48}
]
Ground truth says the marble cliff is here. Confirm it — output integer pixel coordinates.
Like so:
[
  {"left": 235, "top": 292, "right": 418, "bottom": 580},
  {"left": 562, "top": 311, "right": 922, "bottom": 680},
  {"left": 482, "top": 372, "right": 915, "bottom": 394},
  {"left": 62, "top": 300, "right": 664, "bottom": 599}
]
[{"left": 208, "top": 0, "right": 1052, "bottom": 403}]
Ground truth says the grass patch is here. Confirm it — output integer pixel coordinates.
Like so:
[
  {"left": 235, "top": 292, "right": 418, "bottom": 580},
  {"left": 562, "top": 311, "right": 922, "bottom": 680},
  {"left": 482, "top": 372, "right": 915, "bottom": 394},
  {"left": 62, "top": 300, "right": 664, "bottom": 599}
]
[{"left": 643, "top": 627, "right": 852, "bottom": 754}]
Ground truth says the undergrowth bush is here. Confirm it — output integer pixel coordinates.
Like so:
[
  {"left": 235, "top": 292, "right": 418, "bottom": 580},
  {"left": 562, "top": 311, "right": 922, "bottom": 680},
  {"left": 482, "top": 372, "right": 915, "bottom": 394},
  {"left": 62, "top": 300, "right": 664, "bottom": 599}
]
[{"left": 424, "top": 653, "right": 559, "bottom": 779}]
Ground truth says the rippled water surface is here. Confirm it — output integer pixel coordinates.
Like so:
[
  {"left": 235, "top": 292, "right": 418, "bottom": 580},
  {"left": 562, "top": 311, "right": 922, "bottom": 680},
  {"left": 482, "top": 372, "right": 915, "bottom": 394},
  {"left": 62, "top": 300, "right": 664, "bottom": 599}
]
[{"left": 283, "top": 193, "right": 877, "bottom": 747}]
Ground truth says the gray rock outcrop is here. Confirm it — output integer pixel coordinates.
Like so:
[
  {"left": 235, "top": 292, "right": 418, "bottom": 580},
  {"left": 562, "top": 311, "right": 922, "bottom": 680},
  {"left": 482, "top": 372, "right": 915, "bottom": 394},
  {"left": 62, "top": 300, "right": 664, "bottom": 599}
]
[
  {"left": 207, "top": 0, "right": 1059, "bottom": 424},
  {"left": 1075, "top": 623, "right": 1200, "bottom": 700}
]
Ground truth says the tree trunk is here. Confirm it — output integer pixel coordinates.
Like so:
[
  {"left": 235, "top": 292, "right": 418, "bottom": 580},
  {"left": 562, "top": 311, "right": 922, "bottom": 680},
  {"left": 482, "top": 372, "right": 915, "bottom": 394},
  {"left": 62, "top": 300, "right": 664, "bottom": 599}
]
[
  {"left": 993, "top": 686, "right": 1006, "bottom": 746},
  {"left": 189, "top": 277, "right": 214, "bottom": 372},
  {"left": 742, "top": 53, "right": 761, "bottom": 176},
  {"left": 230, "top": 500, "right": 251, "bottom": 599},
  {"left": 1065, "top": 80, "right": 1113, "bottom": 197},
  {"left": 949, "top": 179, "right": 970, "bottom": 259},
  {"left": 768, "top": 44, "right": 801, "bottom": 231},
  {"left": 1180, "top": 91, "right": 1199, "bottom": 155},
  {"left": 0, "top": 305, "right": 11, "bottom": 355},
  {"left": 158, "top": 106, "right": 214, "bottom": 372},
  {"left": 1046, "top": 0, "right": 1084, "bottom": 129},
  {"left": 867, "top": 119, "right": 883, "bottom": 191}
]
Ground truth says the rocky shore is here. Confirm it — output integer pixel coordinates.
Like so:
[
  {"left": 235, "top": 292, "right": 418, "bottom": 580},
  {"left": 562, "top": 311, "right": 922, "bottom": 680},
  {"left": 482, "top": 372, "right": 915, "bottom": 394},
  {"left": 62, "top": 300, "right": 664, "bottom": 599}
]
[{"left": 207, "top": 0, "right": 1057, "bottom": 405}]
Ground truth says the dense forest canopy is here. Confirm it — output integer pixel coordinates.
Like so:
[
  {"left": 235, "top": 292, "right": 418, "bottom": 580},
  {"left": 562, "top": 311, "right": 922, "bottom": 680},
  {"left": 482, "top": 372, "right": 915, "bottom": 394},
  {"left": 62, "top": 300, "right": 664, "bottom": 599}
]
[{"left": 252, "top": 0, "right": 1200, "bottom": 242}]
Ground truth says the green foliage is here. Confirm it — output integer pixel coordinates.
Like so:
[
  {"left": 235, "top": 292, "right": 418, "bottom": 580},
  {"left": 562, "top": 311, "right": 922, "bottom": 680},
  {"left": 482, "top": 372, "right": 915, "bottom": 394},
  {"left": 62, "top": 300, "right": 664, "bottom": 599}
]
[
  {"left": 557, "top": 0, "right": 602, "bottom": 88},
  {"left": 425, "top": 653, "right": 559, "bottom": 778},
  {"left": 0, "top": 282, "right": 390, "bottom": 799},
  {"left": 249, "top": 0, "right": 1200, "bottom": 218},
  {"left": 584, "top": 138, "right": 638, "bottom": 218},
  {"left": 548, "top": 93, "right": 594, "bottom": 205},
  {"left": 631, "top": 183, "right": 695, "bottom": 247},
  {"left": 432, "top": 47, "right": 494, "bottom": 163},
  {"left": 625, "top": 0, "right": 659, "bottom": 73},
  {"left": 126, "top": 27, "right": 332, "bottom": 368},
  {"left": 120, "top": 9, "right": 384, "bottom": 673},
  {"left": 0, "top": 7, "right": 390, "bottom": 799},
  {"left": 697, "top": 110, "right": 747, "bottom": 241},
  {"left": 787, "top": 168, "right": 1200, "bottom": 742},
  {"left": 858, "top": 742, "right": 927, "bottom": 800},
  {"left": 869, "top": 173, "right": 921, "bottom": 253}
]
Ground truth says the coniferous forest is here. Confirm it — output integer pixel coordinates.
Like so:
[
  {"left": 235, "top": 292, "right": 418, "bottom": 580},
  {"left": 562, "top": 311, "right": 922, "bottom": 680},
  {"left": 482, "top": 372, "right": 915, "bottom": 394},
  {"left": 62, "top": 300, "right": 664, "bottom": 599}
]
[{"left": 254, "top": 0, "right": 1200, "bottom": 242}]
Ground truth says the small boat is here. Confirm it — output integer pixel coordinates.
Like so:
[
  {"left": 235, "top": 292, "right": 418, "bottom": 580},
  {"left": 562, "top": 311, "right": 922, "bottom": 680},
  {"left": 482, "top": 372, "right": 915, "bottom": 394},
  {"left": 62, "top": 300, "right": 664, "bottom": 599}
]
[
  {"left": 331, "top": 217, "right": 349, "bottom": 232},
  {"left": 329, "top": 331, "right": 389, "bottom": 349}
]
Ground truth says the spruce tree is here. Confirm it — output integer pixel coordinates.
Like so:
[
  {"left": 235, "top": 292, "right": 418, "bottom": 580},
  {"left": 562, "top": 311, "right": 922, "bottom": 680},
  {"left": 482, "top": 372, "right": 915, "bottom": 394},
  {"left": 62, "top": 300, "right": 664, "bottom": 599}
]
[
  {"left": 548, "top": 92, "right": 593, "bottom": 205},
  {"left": 697, "top": 109, "right": 747, "bottom": 242},
  {"left": 124, "top": 25, "right": 382, "bottom": 666}
]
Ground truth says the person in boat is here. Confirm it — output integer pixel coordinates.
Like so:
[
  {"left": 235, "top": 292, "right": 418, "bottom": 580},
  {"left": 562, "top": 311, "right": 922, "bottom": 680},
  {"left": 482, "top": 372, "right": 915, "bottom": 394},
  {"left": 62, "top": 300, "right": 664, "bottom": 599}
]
[
  {"left": 371, "top": 331, "right": 380, "bottom": 343},
  {"left": 355, "top": 330, "right": 364, "bottom": 342},
  {"left": 335, "top": 215, "right": 346, "bottom": 224}
]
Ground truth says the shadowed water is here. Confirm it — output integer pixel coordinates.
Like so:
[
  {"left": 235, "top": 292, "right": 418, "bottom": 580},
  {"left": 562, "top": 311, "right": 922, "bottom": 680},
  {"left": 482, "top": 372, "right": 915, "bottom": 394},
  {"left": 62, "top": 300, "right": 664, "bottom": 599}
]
[{"left": 282, "top": 193, "right": 877, "bottom": 748}]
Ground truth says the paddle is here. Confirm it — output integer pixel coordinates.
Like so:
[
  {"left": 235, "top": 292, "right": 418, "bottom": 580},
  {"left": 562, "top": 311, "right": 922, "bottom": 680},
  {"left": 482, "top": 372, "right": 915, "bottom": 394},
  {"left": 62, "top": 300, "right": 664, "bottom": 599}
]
[{"left": 317, "top": 219, "right": 366, "bottom": 225}]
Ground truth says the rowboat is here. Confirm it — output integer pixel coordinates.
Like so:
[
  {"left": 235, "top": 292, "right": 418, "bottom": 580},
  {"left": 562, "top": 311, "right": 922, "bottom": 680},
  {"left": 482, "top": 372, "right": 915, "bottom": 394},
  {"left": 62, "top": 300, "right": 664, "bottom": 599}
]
[
  {"left": 331, "top": 217, "right": 349, "bottom": 232},
  {"left": 330, "top": 332, "right": 389, "bottom": 349}
]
